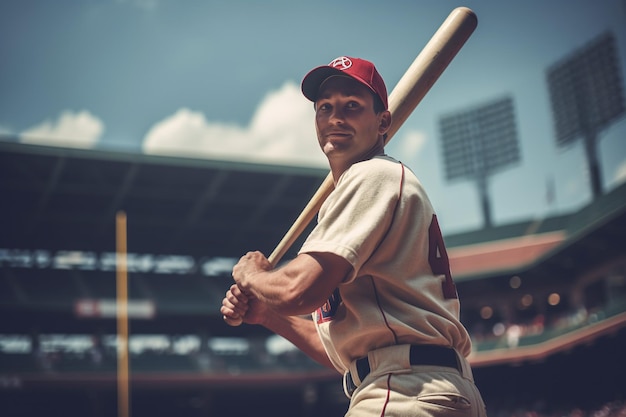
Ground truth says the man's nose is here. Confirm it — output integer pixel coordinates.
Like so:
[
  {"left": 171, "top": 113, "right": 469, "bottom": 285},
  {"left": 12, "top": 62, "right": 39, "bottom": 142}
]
[{"left": 329, "top": 107, "right": 345, "bottom": 124}]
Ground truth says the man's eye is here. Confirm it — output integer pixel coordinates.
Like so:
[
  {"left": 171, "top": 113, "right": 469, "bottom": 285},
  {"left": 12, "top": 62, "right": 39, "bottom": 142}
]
[{"left": 346, "top": 101, "right": 359, "bottom": 109}]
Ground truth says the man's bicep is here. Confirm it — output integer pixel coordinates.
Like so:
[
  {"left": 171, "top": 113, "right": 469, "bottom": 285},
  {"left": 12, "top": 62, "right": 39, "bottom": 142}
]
[
  {"left": 308, "top": 251, "right": 353, "bottom": 284},
  {"left": 279, "top": 252, "right": 352, "bottom": 314}
]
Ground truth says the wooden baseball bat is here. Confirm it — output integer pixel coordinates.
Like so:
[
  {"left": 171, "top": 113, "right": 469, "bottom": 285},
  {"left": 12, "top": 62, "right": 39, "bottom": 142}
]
[{"left": 267, "top": 7, "right": 478, "bottom": 267}]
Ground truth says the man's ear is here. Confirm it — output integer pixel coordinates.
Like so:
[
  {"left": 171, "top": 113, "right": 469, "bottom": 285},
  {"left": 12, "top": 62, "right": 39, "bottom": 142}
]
[{"left": 378, "top": 111, "right": 392, "bottom": 136}]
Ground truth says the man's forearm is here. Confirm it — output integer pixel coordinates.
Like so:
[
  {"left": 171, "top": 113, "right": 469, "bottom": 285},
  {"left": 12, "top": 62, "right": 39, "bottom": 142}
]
[{"left": 241, "top": 253, "right": 350, "bottom": 317}]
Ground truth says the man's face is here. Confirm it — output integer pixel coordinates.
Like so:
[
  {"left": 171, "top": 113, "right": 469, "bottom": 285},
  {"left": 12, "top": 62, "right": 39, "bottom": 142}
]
[{"left": 314, "top": 76, "right": 389, "bottom": 166}]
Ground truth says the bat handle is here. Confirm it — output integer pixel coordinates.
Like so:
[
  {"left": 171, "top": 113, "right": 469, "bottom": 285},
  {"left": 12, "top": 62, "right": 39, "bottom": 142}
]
[{"left": 268, "top": 173, "right": 335, "bottom": 266}]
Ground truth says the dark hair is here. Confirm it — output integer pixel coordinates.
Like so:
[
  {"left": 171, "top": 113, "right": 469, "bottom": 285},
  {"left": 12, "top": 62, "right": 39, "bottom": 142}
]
[
  {"left": 372, "top": 92, "right": 386, "bottom": 114},
  {"left": 372, "top": 92, "right": 388, "bottom": 142}
]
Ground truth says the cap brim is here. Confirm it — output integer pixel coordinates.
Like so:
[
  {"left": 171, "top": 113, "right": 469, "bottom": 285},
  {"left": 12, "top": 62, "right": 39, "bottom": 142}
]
[{"left": 301, "top": 66, "right": 347, "bottom": 102}]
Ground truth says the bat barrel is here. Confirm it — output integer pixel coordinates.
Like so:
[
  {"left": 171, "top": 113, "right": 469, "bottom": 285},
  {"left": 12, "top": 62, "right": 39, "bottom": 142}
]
[{"left": 386, "top": 7, "right": 477, "bottom": 142}]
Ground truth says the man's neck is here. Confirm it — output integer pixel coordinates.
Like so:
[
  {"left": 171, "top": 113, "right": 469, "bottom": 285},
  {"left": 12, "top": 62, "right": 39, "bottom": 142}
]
[{"left": 328, "top": 148, "right": 385, "bottom": 185}]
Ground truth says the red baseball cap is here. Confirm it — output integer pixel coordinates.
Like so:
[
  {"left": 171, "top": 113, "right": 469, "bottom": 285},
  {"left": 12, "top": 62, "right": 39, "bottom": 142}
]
[{"left": 301, "top": 56, "right": 388, "bottom": 110}]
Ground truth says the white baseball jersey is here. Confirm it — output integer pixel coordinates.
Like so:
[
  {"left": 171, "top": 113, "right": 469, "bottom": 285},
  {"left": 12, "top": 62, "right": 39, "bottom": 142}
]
[{"left": 299, "top": 155, "right": 472, "bottom": 374}]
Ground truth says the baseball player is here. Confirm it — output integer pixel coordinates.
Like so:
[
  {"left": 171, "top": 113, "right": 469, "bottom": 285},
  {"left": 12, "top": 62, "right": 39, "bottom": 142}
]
[{"left": 221, "top": 56, "right": 487, "bottom": 416}]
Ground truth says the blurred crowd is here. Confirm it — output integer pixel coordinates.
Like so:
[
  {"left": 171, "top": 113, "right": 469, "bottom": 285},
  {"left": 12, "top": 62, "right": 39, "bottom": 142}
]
[{"left": 488, "top": 400, "right": 626, "bottom": 417}]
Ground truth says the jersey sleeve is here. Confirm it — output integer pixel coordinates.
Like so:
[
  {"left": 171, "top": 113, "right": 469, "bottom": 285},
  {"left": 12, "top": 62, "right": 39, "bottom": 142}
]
[{"left": 299, "top": 158, "right": 402, "bottom": 283}]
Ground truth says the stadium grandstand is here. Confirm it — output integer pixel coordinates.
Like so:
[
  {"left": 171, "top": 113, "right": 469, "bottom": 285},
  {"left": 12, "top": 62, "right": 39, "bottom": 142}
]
[{"left": 1, "top": 141, "right": 625, "bottom": 416}]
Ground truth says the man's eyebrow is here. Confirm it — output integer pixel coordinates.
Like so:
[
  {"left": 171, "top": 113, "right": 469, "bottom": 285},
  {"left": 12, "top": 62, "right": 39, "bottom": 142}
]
[{"left": 317, "top": 88, "right": 366, "bottom": 100}]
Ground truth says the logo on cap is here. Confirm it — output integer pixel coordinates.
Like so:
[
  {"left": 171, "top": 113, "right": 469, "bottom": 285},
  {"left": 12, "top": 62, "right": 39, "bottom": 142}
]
[{"left": 329, "top": 56, "right": 352, "bottom": 71}]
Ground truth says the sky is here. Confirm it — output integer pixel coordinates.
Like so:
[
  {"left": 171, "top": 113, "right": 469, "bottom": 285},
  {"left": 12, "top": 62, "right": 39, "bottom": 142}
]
[{"left": 1, "top": 0, "right": 625, "bottom": 235}]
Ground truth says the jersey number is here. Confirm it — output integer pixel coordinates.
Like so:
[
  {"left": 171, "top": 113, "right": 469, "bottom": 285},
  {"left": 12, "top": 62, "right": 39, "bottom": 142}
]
[{"left": 428, "top": 215, "right": 458, "bottom": 299}]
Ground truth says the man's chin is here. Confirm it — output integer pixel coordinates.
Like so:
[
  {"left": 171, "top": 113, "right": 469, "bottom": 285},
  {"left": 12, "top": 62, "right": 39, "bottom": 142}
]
[
  {"left": 323, "top": 147, "right": 348, "bottom": 160},
  {"left": 323, "top": 140, "right": 352, "bottom": 153}
]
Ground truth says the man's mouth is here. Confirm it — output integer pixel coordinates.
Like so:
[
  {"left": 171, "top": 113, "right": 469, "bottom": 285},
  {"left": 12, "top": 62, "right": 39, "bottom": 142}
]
[{"left": 325, "top": 130, "right": 351, "bottom": 140}]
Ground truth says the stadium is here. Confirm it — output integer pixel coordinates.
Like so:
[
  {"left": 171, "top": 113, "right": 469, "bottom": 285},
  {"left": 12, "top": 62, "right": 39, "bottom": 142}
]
[
  {"left": 1, "top": 140, "right": 625, "bottom": 416},
  {"left": 2, "top": 2, "right": 626, "bottom": 416}
]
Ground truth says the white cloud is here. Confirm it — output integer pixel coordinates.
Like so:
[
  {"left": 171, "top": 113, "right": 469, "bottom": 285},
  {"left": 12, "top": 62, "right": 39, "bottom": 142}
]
[
  {"left": 143, "top": 80, "right": 426, "bottom": 168},
  {"left": 142, "top": 81, "right": 327, "bottom": 167},
  {"left": 19, "top": 110, "right": 104, "bottom": 148},
  {"left": 613, "top": 159, "right": 626, "bottom": 186},
  {"left": 394, "top": 130, "right": 426, "bottom": 160}
]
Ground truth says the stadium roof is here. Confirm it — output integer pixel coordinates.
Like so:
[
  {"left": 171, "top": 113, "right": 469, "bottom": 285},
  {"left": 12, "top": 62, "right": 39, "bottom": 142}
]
[
  {"left": 2, "top": 140, "right": 625, "bottom": 279},
  {"left": 0, "top": 141, "right": 328, "bottom": 260}
]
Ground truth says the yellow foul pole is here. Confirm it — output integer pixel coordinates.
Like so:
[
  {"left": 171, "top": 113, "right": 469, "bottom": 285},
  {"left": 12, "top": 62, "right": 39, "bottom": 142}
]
[{"left": 116, "top": 211, "right": 130, "bottom": 417}]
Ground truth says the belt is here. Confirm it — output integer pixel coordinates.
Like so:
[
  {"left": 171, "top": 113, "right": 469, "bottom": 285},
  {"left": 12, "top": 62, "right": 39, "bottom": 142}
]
[{"left": 344, "top": 345, "right": 460, "bottom": 398}]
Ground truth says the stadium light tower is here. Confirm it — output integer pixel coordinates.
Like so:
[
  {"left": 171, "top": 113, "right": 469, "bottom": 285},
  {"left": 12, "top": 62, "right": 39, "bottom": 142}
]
[
  {"left": 439, "top": 96, "right": 520, "bottom": 228},
  {"left": 546, "top": 31, "right": 625, "bottom": 199}
]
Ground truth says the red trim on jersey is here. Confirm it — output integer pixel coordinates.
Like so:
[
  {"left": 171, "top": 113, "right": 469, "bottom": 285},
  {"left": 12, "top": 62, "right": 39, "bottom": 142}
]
[
  {"left": 379, "top": 373, "right": 392, "bottom": 416},
  {"left": 371, "top": 277, "right": 398, "bottom": 344}
]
